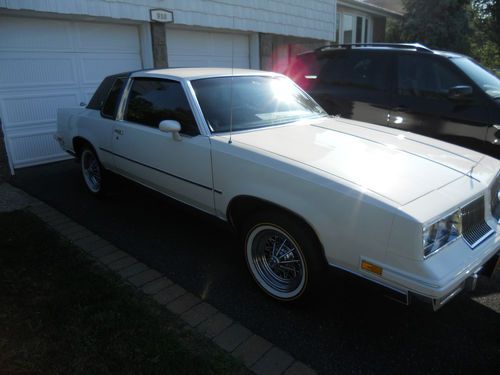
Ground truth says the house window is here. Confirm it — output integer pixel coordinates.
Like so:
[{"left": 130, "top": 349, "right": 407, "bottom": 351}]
[
  {"left": 336, "top": 12, "right": 372, "bottom": 44},
  {"left": 343, "top": 14, "right": 354, "bottom": 44}
]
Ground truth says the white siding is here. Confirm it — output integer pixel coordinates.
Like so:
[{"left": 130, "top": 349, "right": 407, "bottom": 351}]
[{"left": 0, "top": 0, "right": 336, "bottom": 41}]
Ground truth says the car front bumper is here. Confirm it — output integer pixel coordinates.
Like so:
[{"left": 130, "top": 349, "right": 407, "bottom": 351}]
[{"left": 413, "top": 250, "right": 498, "bottom": 310}]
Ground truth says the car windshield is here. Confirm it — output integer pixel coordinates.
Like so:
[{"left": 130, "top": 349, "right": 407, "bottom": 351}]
[
  {"left": 191, "top": 76, "right": 326, "bottom": 133},
  {"left": 451, "top": 57, "right": 500, "bottom": 100}
]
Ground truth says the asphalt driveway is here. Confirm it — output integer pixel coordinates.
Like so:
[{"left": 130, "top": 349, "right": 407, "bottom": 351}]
[{"left": 12, "top": 160, "right": 500, "bottom": 375}]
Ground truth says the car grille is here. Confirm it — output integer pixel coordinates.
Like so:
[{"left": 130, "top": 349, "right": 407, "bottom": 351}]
[{"left": 461, "top": 197, "right": 494, "bottom": 248}]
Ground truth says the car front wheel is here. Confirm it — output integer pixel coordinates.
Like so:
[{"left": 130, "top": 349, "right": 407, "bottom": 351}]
[{"left": 243, "top": 211, "right": 324, "bottom": 302}]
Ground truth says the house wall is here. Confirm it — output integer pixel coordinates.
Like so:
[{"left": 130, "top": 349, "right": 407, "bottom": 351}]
[{"left": 0, "top": 0, "right": 336, "bottom": 41}]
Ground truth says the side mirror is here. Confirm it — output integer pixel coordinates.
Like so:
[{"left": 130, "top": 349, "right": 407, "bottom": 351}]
[
  {"left": 159, "top": 120, "right": 182, "bottom": 141},
  {"left": 448, "top": 85, "right": 473, "bottom": 101}
]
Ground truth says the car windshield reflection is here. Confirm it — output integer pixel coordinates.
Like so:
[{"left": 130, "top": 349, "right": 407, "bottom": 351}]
[{"left": 191, "top": 76, "right": 327, "bottom": 133}]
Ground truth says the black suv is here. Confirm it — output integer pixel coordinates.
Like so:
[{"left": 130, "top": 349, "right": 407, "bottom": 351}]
[{"left": 287, "top": 43, "right": 500, "bottom": 158}]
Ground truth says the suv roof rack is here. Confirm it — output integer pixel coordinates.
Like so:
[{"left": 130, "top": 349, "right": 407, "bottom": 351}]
[{"left": 316, "top": 43, "right": 433, "bottom": 53}]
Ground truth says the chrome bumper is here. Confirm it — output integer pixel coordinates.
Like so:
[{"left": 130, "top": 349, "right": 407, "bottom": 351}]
[{"left": 427, "top": 251, "right": 499, "bottom": 311}]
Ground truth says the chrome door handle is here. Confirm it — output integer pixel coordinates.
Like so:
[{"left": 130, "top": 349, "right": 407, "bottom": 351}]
[
  {"left": 493, "top": 124, "right": 500, "bottom": 130},
  {"left": 114, "top": 128, "right": 124, "bottom": 135}
]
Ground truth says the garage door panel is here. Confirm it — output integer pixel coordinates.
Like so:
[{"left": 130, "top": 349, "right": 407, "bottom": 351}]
[
  {"left": 166, "top": 28, "right": 249, "bottom": 68},
  {"left": 0, "top": 53, "right": 77, "bottom": 88},
  {"left": 0, "top": 15, "right": 143, "bottom": 169},
  {"left": 1, "top": 93, "right": 79, "bottom": 127},
  {"left": 80, "top": 54, "right": 143, "bottom": 85},
  {"left": 8, "top": 130, "right": 69, "bottom": 168},
  {"left": 166, "top": 29, "right": 209, "bottom": 52},
  {"left": 76, "top": 22, "right": 141, "bottom": 52},
  {"left": 0, "top": 16, "right": 72, "bottom": 51}
]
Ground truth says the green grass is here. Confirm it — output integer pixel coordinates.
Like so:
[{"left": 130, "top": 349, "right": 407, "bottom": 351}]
[{"left": 0, "top": 210, "right": 242, "bottom": 375}]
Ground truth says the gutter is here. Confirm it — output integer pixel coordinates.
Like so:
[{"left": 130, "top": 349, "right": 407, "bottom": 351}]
[{"left": 337, "top": 0, "right": 404, "bottom": 18}]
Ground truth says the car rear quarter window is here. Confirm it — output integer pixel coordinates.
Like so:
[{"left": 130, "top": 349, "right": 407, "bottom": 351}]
[
  {"left": 125, "top": 78, "right": 199, "bottom": 136},
  {"left": 397, "top": 55, "right": 470, "bottom": 99},
  {"left": 317, "top": 52, "right": 391, "bottom": 91},
  {"left": 87, "top": 76, "right": 116, "bottom": 110},
  {"left": 101, "top": 78, "right": 126, "bottom": 119}
]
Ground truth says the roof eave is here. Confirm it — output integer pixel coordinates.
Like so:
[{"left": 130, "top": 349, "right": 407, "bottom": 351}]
[{"left": 337, "top": 0, "right": 404, "bottom": 18}]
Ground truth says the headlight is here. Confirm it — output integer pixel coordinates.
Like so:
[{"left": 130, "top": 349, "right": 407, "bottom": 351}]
[
  {"left": 491, "top": 173, "right": 500, "bottom": 221},
  {"left": 423, "top": 210, "right": 462, "bottom": 258}
]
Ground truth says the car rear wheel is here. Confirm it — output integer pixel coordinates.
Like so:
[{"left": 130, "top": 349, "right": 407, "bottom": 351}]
[
  {"left": 80, "top": 146, "right": 106, "bottom": 196},
  {"left": 243, "top": 211, "right": 324, "bottom": 302}
]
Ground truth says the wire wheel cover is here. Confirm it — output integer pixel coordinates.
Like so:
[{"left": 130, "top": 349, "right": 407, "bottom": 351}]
[
  {"left": 82, "top": 150, "right": 101, "bottom": 192},
  {"left": 247, "top": 225, "right": 306, "bottom": 298}
]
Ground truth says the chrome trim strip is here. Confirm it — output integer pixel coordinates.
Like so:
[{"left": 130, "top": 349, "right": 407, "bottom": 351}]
[
  {"left": 423, "top": 234, "right": 461, "bottom": 260},
  {"left": 432, "top": 283, "right": 464, "bottom": 311},
  {"left": 99, "top": 147, "right": 222, "bottom": 194},
  {"left": 115, "top": 77, "right": 133, "bottom": 121},
  {"left": 183, "top": 80, "right": 212, "bottom": 137}
]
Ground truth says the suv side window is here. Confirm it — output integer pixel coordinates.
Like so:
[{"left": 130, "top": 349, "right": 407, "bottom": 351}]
[
  {"left": 125, "top": 78, "right": 199, "bottom": 136},
  {"left": 397, "top": 55, "right": 469, "bottom": 99},
  {"left": 318, "top": 52, "right": 390, "bottom": 91}
]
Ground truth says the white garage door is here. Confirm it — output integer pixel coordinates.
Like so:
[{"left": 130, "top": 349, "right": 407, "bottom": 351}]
[
  {"left": 0, "top": 16, "right": 143, "bottom": 169},
  {"left": 166, "top": 29, "right": 249, "bottom": 68}
]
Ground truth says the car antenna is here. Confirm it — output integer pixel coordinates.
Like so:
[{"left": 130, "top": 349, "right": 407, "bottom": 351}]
[{"left": 228, "top": 14, "right": 235, "bottom": 144}]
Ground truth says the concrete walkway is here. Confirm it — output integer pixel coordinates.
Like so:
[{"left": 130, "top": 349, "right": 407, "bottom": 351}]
[{"left": 0, "top": 182, "right": 316, "bottom": 375}]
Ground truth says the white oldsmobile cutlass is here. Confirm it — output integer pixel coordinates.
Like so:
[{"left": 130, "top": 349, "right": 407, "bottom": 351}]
[{"left": 55, "top": 68, "right": 500, "bottom": 310}]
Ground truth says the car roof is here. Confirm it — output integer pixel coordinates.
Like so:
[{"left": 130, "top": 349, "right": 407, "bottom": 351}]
[{"left": 129, "top": 67, "right": 279, "bottom": 80}]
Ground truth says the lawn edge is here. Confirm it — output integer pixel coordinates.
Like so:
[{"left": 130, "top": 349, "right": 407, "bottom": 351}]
[{"left": 21, "top": 192, "right": 316, "bottom": 375}]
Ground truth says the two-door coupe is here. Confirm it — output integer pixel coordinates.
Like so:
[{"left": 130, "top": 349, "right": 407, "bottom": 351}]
[{"left": 55, "top": 68, "right": 500, "bottom": 310}]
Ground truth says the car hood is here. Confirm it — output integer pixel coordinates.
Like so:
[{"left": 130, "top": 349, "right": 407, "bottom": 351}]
[{"left": 227, "top": 117, "right": 487, "bottom": 205}]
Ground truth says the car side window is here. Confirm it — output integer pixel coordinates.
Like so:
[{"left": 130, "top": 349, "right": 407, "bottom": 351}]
[
  {"left": 124, "top": 78, "right": 199, "bottom": 136},
  {"left": 88, "top": 76, "right": 115, "bottom": 110},
  {"left": 397, "top": 55, "right": 469, "bottom": 99},
  {"left": 318, "top": 52, "right": 390, "bottom": 91},
  {"left": 101, "top": 78, "right": 126, "bottom": 119}
]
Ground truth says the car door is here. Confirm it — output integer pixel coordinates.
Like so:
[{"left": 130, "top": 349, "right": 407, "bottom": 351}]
[
  {"left": 309, "top": 50, "right": 393, "bottom": 126},
  {"left": 390, "top": 53, "right": 490, "bottom": 152},
  {"left": 111, "top": 77, "right": 215, "bottom": 214}
]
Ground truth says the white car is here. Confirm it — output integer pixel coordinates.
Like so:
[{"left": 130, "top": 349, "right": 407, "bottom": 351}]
[{"left": 55, "top": 68, "right": 500, "bottom": 310}]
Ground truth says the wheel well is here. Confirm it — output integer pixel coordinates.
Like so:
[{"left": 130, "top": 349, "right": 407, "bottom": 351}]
[
  {"left": 73, "top": 137, "right": 92, "bottom": 158},
  {"left": 227, "top": 196, "right": 328, "bottom": 264}
]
